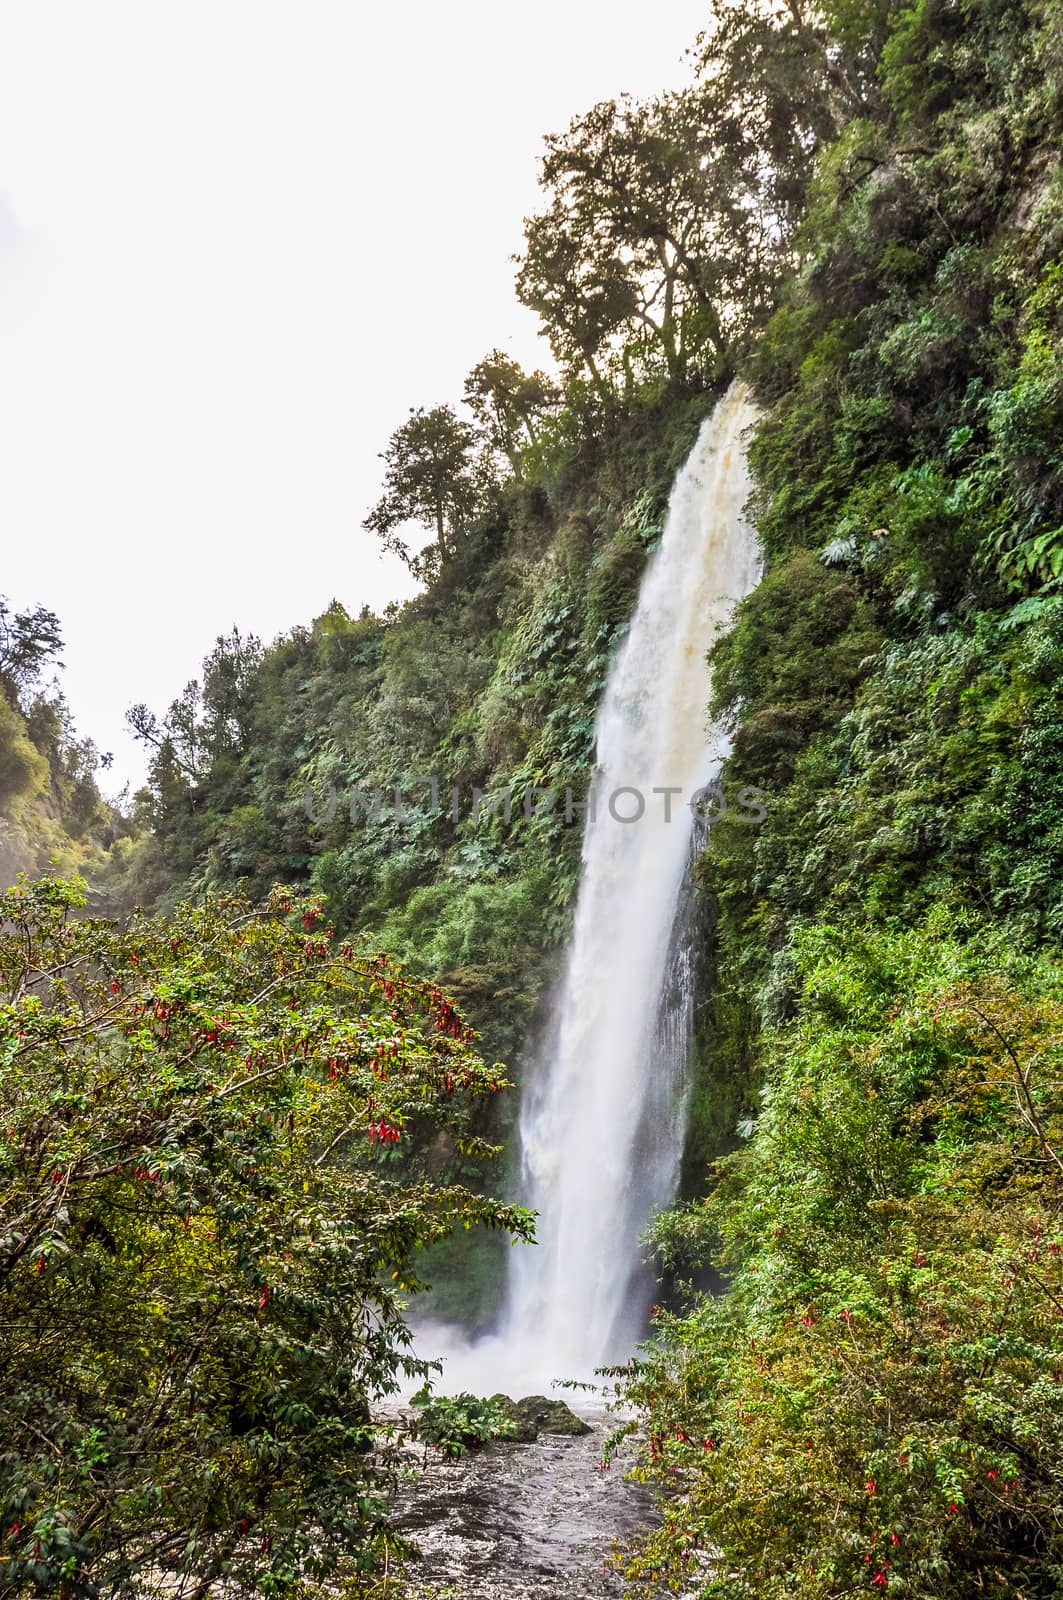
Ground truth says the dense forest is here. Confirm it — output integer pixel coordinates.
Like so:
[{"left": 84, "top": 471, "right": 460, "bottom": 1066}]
[{"left": 4, "top": 0, "right": 1063, "bottom": 1593}]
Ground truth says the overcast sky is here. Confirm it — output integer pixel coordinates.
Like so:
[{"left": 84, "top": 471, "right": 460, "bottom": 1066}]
[{"left": 0, "top": 2, "right": 710, "bottom": 794}]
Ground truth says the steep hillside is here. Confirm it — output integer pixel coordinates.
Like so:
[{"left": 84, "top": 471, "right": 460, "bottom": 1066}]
[
  {"left": 623, "top": 2, "right": 1063, "bottom": 1594},
  {"left": 0, "top": 597, "right": 117, "bottom": 889},
  {"left": 102, "top": 0, "right": 1063, "bottom": 1343},
  {"left": 99, "top": 0, "right": 831, "bottom": 1093},
  {"left": 682, "top": 0, "right": 1063, "bottom": 1172}
]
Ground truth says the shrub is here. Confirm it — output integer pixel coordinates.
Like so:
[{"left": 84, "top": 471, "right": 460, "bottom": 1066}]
[
  {"left": 619, "top": 924, "right": 1063, "bottom": 1599},
  {"left": 408, "top": 1390, "right": 517, "bottom": 1459},
  {"left": 0, "top": 877, "right": 530, "bottom": 1597}
]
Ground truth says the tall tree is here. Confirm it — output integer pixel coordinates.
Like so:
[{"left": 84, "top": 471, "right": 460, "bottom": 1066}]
[
  {"left": 0, "top": 597, "right": 63, "bottom": 708},
  {"left": 516, "top": 1, "right": 864, "bottom": 394},
  {"left": 463, "top": 351, "right": 559, "bottom": 475},
  {"left": 363, "top": 405, "right": 494, "bottom": 576},
  {"left": 690, "top": 0, "right": 880, "bottom": 230},
  {"left": 518, "top": 90, "right": 772, "bottom": 391},
  {"left": 128, "top": 630, "right": 262, "bottom": 788}
]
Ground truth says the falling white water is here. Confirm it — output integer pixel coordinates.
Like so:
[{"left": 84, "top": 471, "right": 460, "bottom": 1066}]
[{"left": 418, "top": 382, "right": 760, "bottom": 1396}]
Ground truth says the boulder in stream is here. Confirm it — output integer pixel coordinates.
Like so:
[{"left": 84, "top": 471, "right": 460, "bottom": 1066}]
[
  {"left": 487, "top": 1394, "right": 539, "bottom": 1442},
  {"left": 487, "top": 1393, "right": 591, "bottom": 1440},
  {"left": 516, "top": 1394, "right": 592, "bottom": 1436}
]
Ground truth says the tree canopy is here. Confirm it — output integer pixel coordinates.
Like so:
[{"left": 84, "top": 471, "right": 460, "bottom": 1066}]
[
  {"left": 362, "top": 405, "right": 496, "bottom": 576},
  {"left": 0, "top": 599, "right": 63, "bottom": 708},
  {"left": 515, "top": 1, "right": 839, "bottom": 396},
  {"left": 462, "top": 350, "right": 559, "bottom": 475}
]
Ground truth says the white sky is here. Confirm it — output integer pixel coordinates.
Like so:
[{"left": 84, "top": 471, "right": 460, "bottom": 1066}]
[{"left": 0, "top": 2, "right": 710, "bottom": 795}]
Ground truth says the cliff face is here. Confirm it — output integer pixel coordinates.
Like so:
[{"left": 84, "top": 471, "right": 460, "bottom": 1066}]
[
  {"left": 621, "top": 7, "right": 1063, "bottom": 1593},
  {"left": 697, "top": 0, "right": 1063, "bottom": 1115}
]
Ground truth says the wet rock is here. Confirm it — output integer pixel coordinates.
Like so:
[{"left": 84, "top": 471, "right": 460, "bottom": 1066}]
[
  {"left": 515, "top": 1395, "right": 591, "bottom": 1436},
  {"left": 487, "top": 1393, "right": 539, "bottom": 1443},
  {"left": 390, "top": 1402, "right": 649, "bottom": 1598},
  {"left": 483, "top": 1393, "right": 592, "bottom": 1441}
]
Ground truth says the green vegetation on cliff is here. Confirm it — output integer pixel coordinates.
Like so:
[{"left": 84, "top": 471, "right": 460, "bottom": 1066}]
[
  {"left": 0, "top": 598, "right": 116, "bottom": 889},
  {"left": 624, "top": 0, "right": 1063, "bottom": 1594}
]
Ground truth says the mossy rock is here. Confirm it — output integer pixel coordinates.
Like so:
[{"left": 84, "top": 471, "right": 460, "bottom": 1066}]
[
  {"left": 487, "top": 1393, "right": 539, "bottom": 1442},
  {"left": 515, "top": 1394, "right": 591, "bottom": 1436},
  {"left": 484, "top": 1393, "right": 591, "bottom": 1439}
]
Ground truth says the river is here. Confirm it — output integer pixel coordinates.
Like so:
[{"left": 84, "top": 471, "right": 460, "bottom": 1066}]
[{"left": 391, "top": 1406, "right": 652, "bottom": 1599}]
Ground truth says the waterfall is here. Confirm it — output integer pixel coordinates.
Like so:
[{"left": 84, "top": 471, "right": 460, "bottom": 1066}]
[
  {"left": 502, "top": 381, "right": 760, "bottom": 1381},
  {"left": 414, "top": 382, "right": 759, "bottom": 1394}
]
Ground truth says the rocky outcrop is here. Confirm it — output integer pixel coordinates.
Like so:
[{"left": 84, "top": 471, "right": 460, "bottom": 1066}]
[{"left": 488, "top": 1394, "right": 591, "bottom": 1439}]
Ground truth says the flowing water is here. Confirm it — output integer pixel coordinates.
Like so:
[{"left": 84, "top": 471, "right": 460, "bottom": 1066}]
[
  {"left": 418, "top": 382, "right": 759, "bottom": 1399},
  {"left": 501, "top": 380, "right": 760, "bottom": 1384},
  {"left": 392, "top": 1407, "right": 653, "bottom": 1599}
]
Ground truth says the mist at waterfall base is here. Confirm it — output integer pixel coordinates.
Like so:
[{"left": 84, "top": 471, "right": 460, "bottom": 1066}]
[{"left": 412, "top": 384, "right": 760, "bottom": 1398}]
